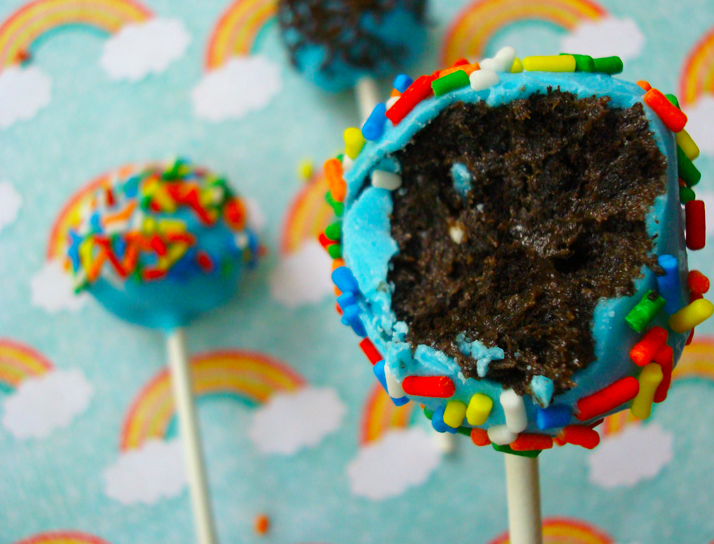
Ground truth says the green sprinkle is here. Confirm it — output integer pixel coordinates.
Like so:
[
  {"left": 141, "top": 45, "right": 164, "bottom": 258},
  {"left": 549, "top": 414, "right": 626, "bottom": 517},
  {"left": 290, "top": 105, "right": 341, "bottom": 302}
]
[
  {"left": 423, "top": 407, "right": 434, "bottom": 419},
  {"left": 432, "top": 70, "right": 471, "bottom": 97},
  {"left": 139, "top": 195, "right": 152, "bottom": 210},
  {"left": 680, "top": 185, "right": 696, "bottom": 204},
  {"left": 561, "top": 53, "right": 594, "bottom": 72},
  {"left": 678, "top": 146, "right": 701, "bottom": 187},
  {"left": 625, "top": 290, "right": 666, "bottom": 333},
  {"left": 492, "top": 444, "right": 542, "bottom": 458},
  {"left": 665, "top": 94, "right": 680, "bottom": 109},
  {"left": 455, "top": 426, "right": 472, "bottom": 437},
  {"left": 325, "top": 221, "right": 342, "bottom": 241},
  {"left": 325, "top": 191, "right": 344, "bottom": 217},
  {"left": 327, "top": 244, "right": 342, "bottom": 259},
  {"left": 592, "top": 56, "right": 623, "bottom": 74}
]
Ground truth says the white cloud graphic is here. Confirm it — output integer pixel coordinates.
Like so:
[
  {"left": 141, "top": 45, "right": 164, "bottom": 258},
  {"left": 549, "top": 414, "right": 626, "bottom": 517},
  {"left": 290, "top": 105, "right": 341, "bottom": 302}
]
[
  {"left": 269, "top": 240, "right": 333, "bottom": 307},
  {"left": 0, "top": 181, "right": 22, "bottom": 234},
  {"left": 588, "top": 423, "right": 673, "bottom": 488},
  {"left": 31, "top": 260, "right": 88, "bottom": 313},
  {"left": 561, "top": 17, "right": 645, "bottom": 61},
  {"left": 683, "top": 96, "right": 714, "bottom": 156},
  {"left": 104, "top": 439, "right": 186, "bottom": 504},
  {"left": 2, "top": 369, "right": 93, "bottom": 439},
  {"left": 0, "top": 66, "right": 51, "bottom": 129},
  {"left": 248, "top": 387, "right": 345, "bottom": 455},
  {"left": 245, "top": 197, "right": 266, "bottom": 232},
  {"left": 191, "top": 56, "right": 282, "bottom": 121},
  {"left": 347, "top": 428, "right": 442, "bottom": 500},
  {"left": 100, "top": 19, "right": 190, "bottom": 81}
]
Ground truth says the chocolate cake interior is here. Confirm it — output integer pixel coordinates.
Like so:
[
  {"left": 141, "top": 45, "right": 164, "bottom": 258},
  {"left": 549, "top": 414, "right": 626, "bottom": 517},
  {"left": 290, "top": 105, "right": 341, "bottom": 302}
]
[{"left": 388, "top": 90, "right": 667, "bottom": 395}]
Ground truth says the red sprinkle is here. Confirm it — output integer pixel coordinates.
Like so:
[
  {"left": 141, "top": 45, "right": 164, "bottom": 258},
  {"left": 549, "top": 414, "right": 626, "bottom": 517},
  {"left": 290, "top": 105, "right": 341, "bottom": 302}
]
[
  {"left": 653, "top": 345, "right": 674, "bottom": 403},
  {"left": 576, "top": 377, "right": 639, "bottom": 420},
  {"left": 643, "top": 88, "right": 688, "bottom": 132},
  {"left": 510, "top": 433, "right": 554, "bottom": 451},
  {"left": 335, "top": 303, "right": 343, "bottom": 316},
  {"left": 402, "top": 375, "right": 455, "bottom": 398},
  {"left": 685, "top": 200, "right": 706, "bottom": 250},
  {"left": 224, "top": 198, "right": 246, "bottom": 230},
  {"left": 470, "top": 428, "right": 491, "bottom": 446},
  {"left": 629, "top": 327, "right": 668, "bottom": 367},
  {"left": 318, "top": 232, "right": 336, "bottom": 251},
  {"left": 150, "top": 235, "right": 167, "bottom": 256},
  {"left": 142, "top": 268, "right": 167, "bottom": 281},
  {"left": 557, "top": 426, "right": 601, "bottom": 449},
  {"left": 359, "top": 338, "right": 382, "bottom": 365},
  {"left": 386, "top": 74, "right": 436, "bottom": 125},
  {"left": 688, "top": 270, "right": 710, "bottom": 295},
  {"left": 196, "top": 250, "right": 214, "bottom": 272},
  {"left": 105, "top": 187, "right": 115, "bottom": 206},
  {"left": 687, "top": 328, "right": 695, "bottom": 345},
  {"left": 451, "top": 58, "right": 470, "bottom": 67}
]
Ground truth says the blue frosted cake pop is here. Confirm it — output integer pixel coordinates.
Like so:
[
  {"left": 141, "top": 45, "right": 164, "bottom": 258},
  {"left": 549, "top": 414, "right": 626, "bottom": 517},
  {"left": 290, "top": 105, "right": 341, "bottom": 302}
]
[
  {"left": 277, "top": 0, "right": 428, "bottom": 92},
  {"left": 64, "top": 160, "right": 260, "bottom": 330},
  {"left": 322, "top": 49, "right": 713, "bottom": 453}
]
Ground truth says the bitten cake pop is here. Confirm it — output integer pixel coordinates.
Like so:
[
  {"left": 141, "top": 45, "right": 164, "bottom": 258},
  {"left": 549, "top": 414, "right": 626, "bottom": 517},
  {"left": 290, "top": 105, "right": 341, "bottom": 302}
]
[
  {"left": 322, "top": 49, "right": 713, "bottom": 453},
  {"left": 63, "top": 159, "right": 261, "bottom": 544},
  {"left": 65, "top": 159, "right": 259, "bottom": 330},
  {"left": 277, "top": 0, "right": 428, "bottom": 92}
]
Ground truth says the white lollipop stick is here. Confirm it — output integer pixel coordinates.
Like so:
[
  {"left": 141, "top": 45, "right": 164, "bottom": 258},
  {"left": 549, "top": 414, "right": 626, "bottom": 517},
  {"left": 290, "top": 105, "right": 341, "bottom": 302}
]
[
  {"left": 504, "top": 454, "right": 543, "bottom": 544},
  {"left": 356, "top": 77, "right": 381, "bottom": 122},
  {"left": 167, "top": 328, "right": 218, "bottom": 544}
]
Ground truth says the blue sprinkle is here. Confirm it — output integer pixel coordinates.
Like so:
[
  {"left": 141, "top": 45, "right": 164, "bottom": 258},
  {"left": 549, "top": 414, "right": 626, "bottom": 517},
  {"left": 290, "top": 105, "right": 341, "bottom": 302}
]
[
  {"left": 450, "top": 163, "right": 472, "bottom": 198},
  {"left": 431, "top": 405, "right": 457, "bottom": 434},
  {"left": 530, "top": 375, "right": 554, "bottom": 408},
  {"left": 362, "top": 103, "right": 387, "bottom": 141},
  {"left": 657, "top": 254, "right": 681, "bottom": 314},
  {"left": 332, "top": 266, "right": 359, "bottom": 293},
  {"left": 341, "top": 305, "right": 367, "bottom": 337},
  {"left": 337, "top": 292, "right": 358, "bottom": 311},
  {"left": 535, "top": 405, "right": 571, "bottom": 430},
  {"left": 67, "top": 231, "right": 83, "bottom": 270},
  {"left": 393, "top": 74, "right": 413, "bottom": 93},
  {"left": 373, "top": 361, "right": 409, "bottom": 406}
]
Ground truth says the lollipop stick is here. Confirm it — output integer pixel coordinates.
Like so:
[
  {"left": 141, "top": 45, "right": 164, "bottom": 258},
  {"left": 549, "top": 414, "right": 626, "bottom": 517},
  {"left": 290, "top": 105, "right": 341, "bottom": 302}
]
[
  {"left": 167, "top": 328, "right": 218, "bottom": 544},
  {"left": 355, "top": 77, "right": 381, "bottom": 122},
  {"left": 504, "top": 454, "right": 543, "bottom": 544}
]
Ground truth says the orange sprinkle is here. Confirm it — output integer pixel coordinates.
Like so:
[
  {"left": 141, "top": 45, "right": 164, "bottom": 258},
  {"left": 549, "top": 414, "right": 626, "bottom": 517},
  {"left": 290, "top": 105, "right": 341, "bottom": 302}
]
[
  {"left": 332, "top": 258, "right": 346, "bottom": 270},
  {"left": 390, "top": 88, "right": 401, "bottom": 98},
  {"left": 324, "top": 158, "right": 346, "bottom": 203},
  {"left": 644, "top": 88, "right": 688, "bottom": 132},
  {"left": 636, "top": 80, "right": 651, "bottom": 91},
  {"left": 254, "top": 514, "right": 270, "bottom": 535},
  {"left": 86, "top": 251, "right": 107, "bottom": 282},
  {"left": 102, "top": 200, "right": 137, "bottom": 226},
  {"left": 439, "top": 63, "right": 480, "bottom": 78},
  {"left": 470, "top": 428, "right": 491, "bottom": 446},
  {"left": 510, "top": 433, "right": 553, "bottom": 451}
]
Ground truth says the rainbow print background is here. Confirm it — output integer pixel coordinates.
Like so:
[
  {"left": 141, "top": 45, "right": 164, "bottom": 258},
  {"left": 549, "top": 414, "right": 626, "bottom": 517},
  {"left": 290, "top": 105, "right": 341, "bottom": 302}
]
[{"left": 1, "top": 0, "right": 714, "bottom": 543}]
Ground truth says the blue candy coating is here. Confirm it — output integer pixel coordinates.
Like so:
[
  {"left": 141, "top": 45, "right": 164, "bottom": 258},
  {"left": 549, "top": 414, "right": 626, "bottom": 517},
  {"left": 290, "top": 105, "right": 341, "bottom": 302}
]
[{"left": 341, "top": 72, "right": 690, "bottom": 435}]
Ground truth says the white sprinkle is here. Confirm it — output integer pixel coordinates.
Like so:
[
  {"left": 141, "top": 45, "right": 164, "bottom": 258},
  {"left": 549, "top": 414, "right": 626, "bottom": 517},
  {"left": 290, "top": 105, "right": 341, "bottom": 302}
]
[
  {"left": 487, "top": 425, "right": 517, "bottom": 446},
  {"left": 501, "top": 389, "right": 527, "bottom": 433},
  {"left": 386, "top": 96, "right": 400, "bottom": 110},
  {"left": 494, "top": 46, "right": 517, "bottom": 70},
  {"left": 470, "top": 69, "right": 499, "bottom": 92},
  {"left": 449, "top": 225, "right": 465, "bottom": 244},
  {"left": 342, "top": 155, "right": 354, "bottom": 172},
  {"left": 371, "top": 170, "right": 402, "bottom": 191},
  {"left": 384, "top": 364, "right": 406, "bottom": 398}
]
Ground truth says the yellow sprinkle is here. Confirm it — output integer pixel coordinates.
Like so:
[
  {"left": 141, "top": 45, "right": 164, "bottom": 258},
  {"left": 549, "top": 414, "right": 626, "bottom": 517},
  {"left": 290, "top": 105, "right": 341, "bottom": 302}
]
[
  {"left": 344, "top": 127, "right": 365, "bottom": 160},
  {"left": 154, "top": 186, "right": 177, "bottom": 212},
  {"left": 79, "top": 239, "right": 94, "bottom": 271},
  {"left": 142, "top": 217, "right": 157, "bottom": 233},
  {"left": 466, "top": 393, "right": 493, "bottom": 425},
  {"left": 157, "top": 219, "right": 186, "bottom": 234},
  {"left": 510, "top": 58, "right": 523, "bottom": 73},
  {"left": 297, "top": 159, "right": 313, "bottom": 181},
  {"left": 522, "top": 55, "right": 576, "bottom": 73},
  {"left": 167, "top": 243, "right": 188, "bottom": 265},
  {"left": 631, "top": 363, "right": 663, "bottom": 419},
  {"left": 676, "top": 129, "right": 700, "bottom": 161},
  {"left": 669, "top": 299, "right": 714, "bottom": 333},
  {"left": 443, "top": 400, "right": 467, "bottom": 428}
]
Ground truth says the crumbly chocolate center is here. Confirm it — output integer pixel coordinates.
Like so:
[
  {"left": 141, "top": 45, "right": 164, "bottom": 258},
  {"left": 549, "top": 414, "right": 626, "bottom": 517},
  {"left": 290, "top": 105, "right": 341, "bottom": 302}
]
[
  {"left": 277, "top": 0, "right": 426, "bottom": 73},
  {"left": 387, "top": 90, "right": 667, "bottom": 395}
]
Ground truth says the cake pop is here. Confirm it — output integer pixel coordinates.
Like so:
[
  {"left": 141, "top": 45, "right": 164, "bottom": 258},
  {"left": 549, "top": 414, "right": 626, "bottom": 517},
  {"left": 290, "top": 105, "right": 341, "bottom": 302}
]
[
  {"left": 322, "top": 49, "right": 712, "bottom": 454},
  {"left": 277, "top": 0, "right": 428, "bottom": 93},
  {"left": 63, "top": 159, "right": 261, "bottom": 544}
]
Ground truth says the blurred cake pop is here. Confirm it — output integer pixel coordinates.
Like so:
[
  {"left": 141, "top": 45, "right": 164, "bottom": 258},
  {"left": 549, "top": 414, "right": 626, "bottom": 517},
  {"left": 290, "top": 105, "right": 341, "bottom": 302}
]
[{"left": 277, "top": 0, "right": 428, "bottom": 92}]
